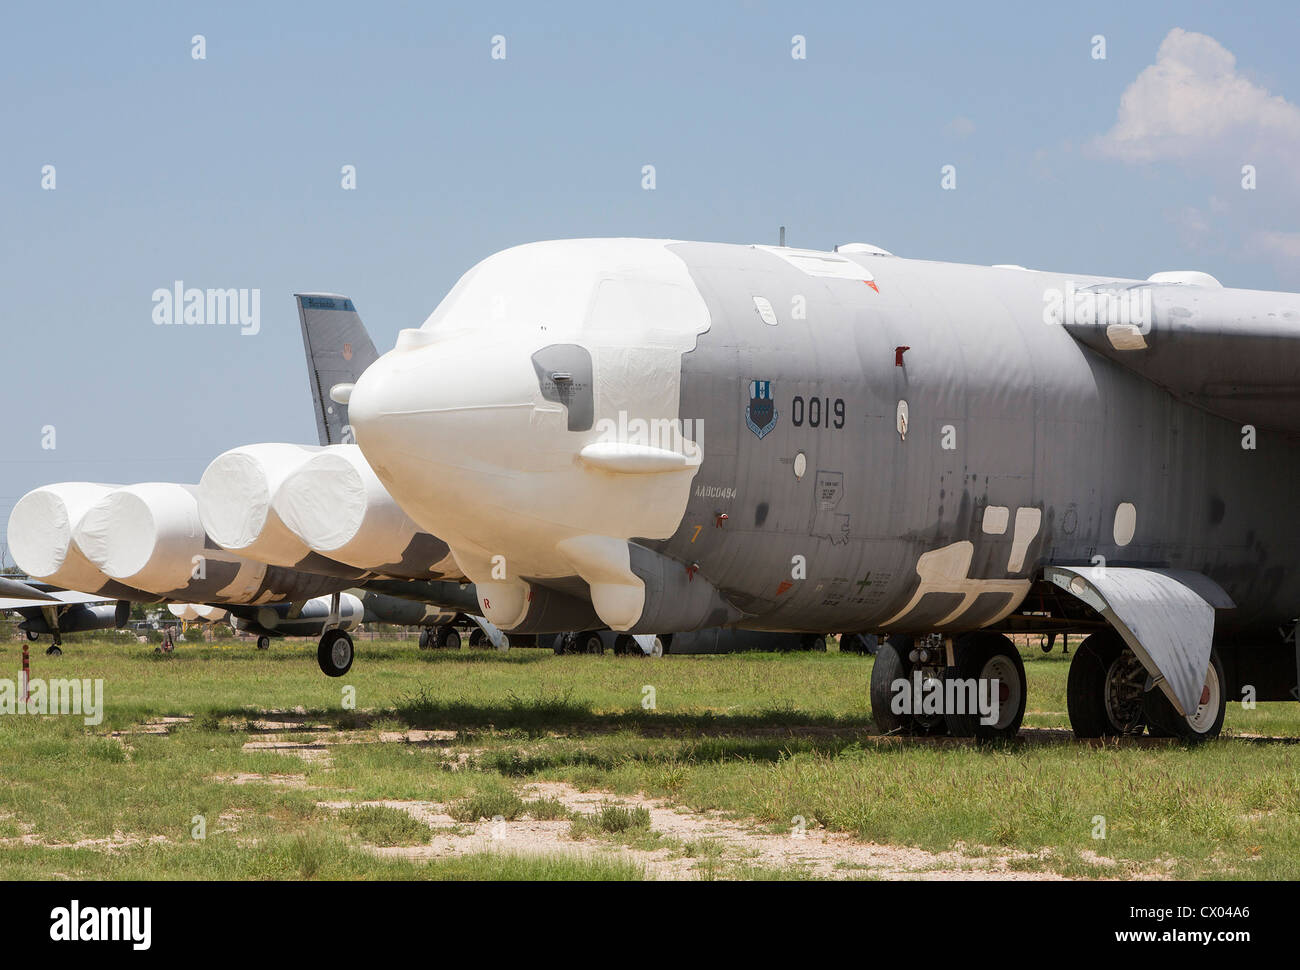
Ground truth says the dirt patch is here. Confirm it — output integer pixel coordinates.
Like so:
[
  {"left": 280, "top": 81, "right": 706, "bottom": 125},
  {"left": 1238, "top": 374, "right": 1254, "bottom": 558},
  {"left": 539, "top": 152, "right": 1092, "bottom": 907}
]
[
  {"left": 112, "top": 715, "right": 192, "bottom": 737},
  {"left": 2, "top": 830, "right": 171, "bottom": 852},
  {"left": 212, "top": 772, "right": 312, "bottom": 788},
  {"left": 316, "top": 784, "right": 1097, "bottom": 880}
]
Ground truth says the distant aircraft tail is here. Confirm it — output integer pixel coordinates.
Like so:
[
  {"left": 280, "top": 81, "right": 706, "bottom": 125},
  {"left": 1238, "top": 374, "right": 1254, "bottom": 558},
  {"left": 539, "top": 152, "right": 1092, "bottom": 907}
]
[{"left": 295, "top": 293, "right": 380, "bottom": 446}]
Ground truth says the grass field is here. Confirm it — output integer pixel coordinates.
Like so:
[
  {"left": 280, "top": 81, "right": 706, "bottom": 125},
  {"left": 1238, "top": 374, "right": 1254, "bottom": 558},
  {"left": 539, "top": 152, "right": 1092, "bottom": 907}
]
[{"left": 1, "top": 634, "right": 1297, "bottom": 880}]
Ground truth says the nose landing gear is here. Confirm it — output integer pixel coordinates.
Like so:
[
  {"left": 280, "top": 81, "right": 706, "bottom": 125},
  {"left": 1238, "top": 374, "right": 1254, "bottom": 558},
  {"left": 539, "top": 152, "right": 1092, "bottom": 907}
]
[{"left": 317, "top": 628, "right": 354, "bottom": 677}]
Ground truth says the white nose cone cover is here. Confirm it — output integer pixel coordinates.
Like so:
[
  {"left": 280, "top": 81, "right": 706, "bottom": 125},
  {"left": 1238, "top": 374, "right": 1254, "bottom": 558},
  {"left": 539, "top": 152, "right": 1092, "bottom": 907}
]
[
  {"left": 75, "top": 483, "right": 209, "bottom": 589},
  {"left": 274, "top": 445, "right": 425, "bottom": 569},
  {"left": 7, "top": 482, "right": 119, "bottom": 588},
  {"left": 198, "top": 443, "right": 324, "bottom": 565}
]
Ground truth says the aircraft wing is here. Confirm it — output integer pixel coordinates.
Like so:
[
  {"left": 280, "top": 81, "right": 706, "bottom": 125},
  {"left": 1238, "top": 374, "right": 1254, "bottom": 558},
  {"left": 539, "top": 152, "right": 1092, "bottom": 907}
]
[
  {"left": 1061, "top": 278, "right": 1300, "bottom": 434},
  {"left": 0, "top": 583, "right": 117, "bottom": 611}
]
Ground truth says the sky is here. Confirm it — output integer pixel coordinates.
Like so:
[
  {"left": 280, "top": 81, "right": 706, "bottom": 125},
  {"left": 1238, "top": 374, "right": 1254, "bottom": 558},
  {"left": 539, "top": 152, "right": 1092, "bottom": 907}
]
[{"left": 3, "top": 1, "right": 1299, "bottom": 565}]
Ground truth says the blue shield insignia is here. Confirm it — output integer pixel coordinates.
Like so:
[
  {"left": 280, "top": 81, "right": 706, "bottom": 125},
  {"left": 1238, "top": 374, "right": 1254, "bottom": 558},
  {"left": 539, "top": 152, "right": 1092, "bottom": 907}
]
[{"left": 745, "top": 380, "right": 778, "bottom": 439}]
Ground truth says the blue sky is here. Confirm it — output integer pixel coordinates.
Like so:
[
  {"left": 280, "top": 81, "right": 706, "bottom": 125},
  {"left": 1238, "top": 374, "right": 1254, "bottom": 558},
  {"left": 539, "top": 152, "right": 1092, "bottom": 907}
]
[{"left": 3, "top": 1, "right": 1299, "bottom": 561}]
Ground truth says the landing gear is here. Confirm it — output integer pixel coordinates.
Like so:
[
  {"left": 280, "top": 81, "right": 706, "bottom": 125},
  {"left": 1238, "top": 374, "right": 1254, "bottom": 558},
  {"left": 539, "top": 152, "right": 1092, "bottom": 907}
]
[
  {"left": 803, "top": 634, "right": 828, "bottom": 652},
  {"left": 25, "top": 630, "right": 38, "bottom": 642},
  {"left": 578, "top": 632, "right": 604, "bottom": 654},
  {"left": 317, "top": 629, "right": 354, "bottom": 677},
  {"left": 257, "top": 635, "right": 271, "bottom": 651},
  {"left": 614, "top": 634, "right": 665, "bottom": 657},
  {"left": 436, "top": 625, "right": 461, "bottom": 651},
  {"left": 1067, "top": 631, "right": 1145, "bottom": 737},
  {"left": 45, "top": 645, "right": 62, "bottom": 657},
  {"left": 944, "top": 632, "right": 1027, "bottom": 740},
  {"left": 870, "top": 635, "right": 948, "bottom": 736},
  {"left": 418, "top": 629, "right": 431, "bottom": 650},
  {"left": 1143, "top": 649, "right": 1226, "bottom": 742},
  {"left": 468, "top": 627, "right": 486, "bottom": 647}
]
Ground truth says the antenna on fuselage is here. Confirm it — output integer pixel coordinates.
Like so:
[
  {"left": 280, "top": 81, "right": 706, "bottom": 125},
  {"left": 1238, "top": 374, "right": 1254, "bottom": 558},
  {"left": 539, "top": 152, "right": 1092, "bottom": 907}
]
[{"left": 779, "top": 226, "right": 786, "bottom": 247}]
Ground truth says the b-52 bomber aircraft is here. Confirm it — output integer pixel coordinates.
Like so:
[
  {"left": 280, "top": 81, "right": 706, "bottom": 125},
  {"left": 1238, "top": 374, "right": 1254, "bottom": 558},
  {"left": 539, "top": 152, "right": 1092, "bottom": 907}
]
[{"left": 339, "top": 237, "right": 1300, "bottom": 742}]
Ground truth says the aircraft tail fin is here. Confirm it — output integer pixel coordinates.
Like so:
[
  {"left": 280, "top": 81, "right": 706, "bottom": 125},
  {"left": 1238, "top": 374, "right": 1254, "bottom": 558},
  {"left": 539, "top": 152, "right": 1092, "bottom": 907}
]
[{"left": 295, "top": 293, "right": 380, "bottom": 446}]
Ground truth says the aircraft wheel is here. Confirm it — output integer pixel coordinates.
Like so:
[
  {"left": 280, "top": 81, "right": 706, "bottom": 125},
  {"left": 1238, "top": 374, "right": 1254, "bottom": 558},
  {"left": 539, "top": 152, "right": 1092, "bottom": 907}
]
[
  {"left": 621, "top": 635, "right": 664, "bottom": 657},
  {"left": 579, "top": 631, "right": 604, "bottom": 655},
  {"left": 468, "top": 627, "right": 486, "bottom": 647},
  {"left": 1143, "top": 649, "right": 1226, "bottom": 743},
  {"left": 318, "top": 629, "right": 354, "bottom": 677},
  {"left": 25, "top": 630, "right": 38, "bottom": 642},
  {"left": 552, "top": 634, "right": 568, "bottom": 655},
  {"left": 805, "top": 634, "right": 828, "bottom": 652},
  {"left": 613, "top": 634, "right": 631, "bottom": 656},
  {"left": 871, "top": 635, "right": 939, "bottom": 735},
  {"left": 944, "top": 632, "right": 1027, "bottom": 741},
  {"left": 45, "top": 645, "right": 62, "bottom": 657},
  {"left": 418, "top": 629, "right": 431, "bottom": 650},
  {"left": 437, "top": 626, "right": 461, "bottom": 651},
  {"left": 1067, "top": 631, "right": 1144, "bottom": 738},
  {"left": 257, "top": 635, "right": 270, "bottom": 651}
]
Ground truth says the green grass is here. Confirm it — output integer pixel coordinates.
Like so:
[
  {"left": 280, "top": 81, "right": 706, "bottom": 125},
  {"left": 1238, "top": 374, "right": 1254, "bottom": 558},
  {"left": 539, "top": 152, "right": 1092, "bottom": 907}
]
[
  {"left": 0, "top": 634, "right": 1297, "bottom": 879},
  {"left": 338, "top": 805, "right": 431, "bottom": 846}
]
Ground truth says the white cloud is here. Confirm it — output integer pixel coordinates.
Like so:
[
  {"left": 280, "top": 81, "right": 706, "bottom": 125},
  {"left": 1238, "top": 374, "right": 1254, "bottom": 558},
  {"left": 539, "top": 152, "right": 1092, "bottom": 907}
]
[
  {"left": 1250, "top": 230, "right": 1300, "bottom": 276},
  {"left": 944, "top": 116, "right": 976, "bottom": 138},
  {"left": 1094, "top": 28, "right": 1300, "bottom": 164}
]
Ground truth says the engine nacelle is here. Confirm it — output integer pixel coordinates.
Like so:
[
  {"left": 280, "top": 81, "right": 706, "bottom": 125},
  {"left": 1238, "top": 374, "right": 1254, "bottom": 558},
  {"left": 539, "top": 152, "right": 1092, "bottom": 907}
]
[
  {"left": 75, "top": 482, "right": 353, "bottom": 606},
  {"left": 7, "top": 483, "right": 155, "bottom": 600},
  {"left": 20, "top": 600, "right": 129, "bottom": 636},
  {"left": 197, "top": 443, "right": 365, "bottom": 578},
  {"left": 231, "top": 592, "right": 363, "bottom": 637},
  {"left": 273, "top": 444, "right": 459, "bottom": 581}
]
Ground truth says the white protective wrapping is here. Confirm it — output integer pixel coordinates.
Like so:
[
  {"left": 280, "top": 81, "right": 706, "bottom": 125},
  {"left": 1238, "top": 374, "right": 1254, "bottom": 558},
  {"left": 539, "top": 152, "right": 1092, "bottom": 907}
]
[
  {"left": 168, "top": 603, "right": 202, "bottom": 621},
  {"left": 7, "top": 482, "right": 121, "bottom": 589},
  {"left": 74, "top": 482, "right": 267, "bottom": 600},
  {"left": 197, "top": 443, "right": 324, "bottom": 565},
  {"left": 274, "top": 444, "right": 444, "bottom": 574},
  {"left": 194, "top": 604, "right": 229, "bottom": 622}
]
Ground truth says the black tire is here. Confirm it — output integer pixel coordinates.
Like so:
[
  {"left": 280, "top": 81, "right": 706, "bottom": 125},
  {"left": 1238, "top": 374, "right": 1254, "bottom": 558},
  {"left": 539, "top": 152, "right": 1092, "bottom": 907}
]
[
  {"left": 943, "top": 632, "right": 1027, "bottom": 740},
  {"left": 1143, "top": 649, "right": 1227, "bottom": 743},
  {"left": 613, "top": 634, "right": 632, "bottom": 656},
  {"left": 805, "top": 634, "right": 828, "bottom": 652},
  {"left": 553, "top": 634, "right": 568, "bottom": 655},
  {"left": 317, "top": 630, "right": 353, "bottom": 677},
  {"left": 1066, "top": 631, "right": 1143, "bottom": 738},
  {"left": 256, "top": 635, "right": 270, "bottom": 651},
  {"left": 580, "top": 632, "right": 604, "bottom": 655},
  {"left": 468, "top": 627, "right": 486, "bottom": 647},
  {"left": 45, "top": 645, "right": 62, "bottom": 657},
  {"left": 25, "top": 630, "right": 38, "bottom": 642},
  {"left": 437, "top": 626, "right": 461, "bottom": 651},
  {"left": 870, "top": 635, "right": 916, "bottom": 734},
  {"left": 418, "top": 629, "right": 431, "bottom": 650}
]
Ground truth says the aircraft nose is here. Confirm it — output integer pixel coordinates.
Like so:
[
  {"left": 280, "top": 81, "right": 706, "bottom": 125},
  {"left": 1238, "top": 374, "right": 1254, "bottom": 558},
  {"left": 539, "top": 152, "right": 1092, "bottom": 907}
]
[{"left": 348, "top": 332, "right": 551, "bottom": 509}]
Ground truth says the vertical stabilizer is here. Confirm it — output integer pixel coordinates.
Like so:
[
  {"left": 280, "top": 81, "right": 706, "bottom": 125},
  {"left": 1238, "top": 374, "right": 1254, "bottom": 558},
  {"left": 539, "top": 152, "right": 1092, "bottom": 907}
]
[{"left": 295, "top": 293, "right": 380, "bottom": 445}]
